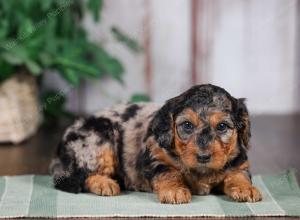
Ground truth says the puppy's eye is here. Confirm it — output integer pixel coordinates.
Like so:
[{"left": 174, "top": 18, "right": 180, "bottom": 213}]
[
  {"left": 216, "top": 122, "right": 228, "bottom": 132},
  {"left": 182, "top": 121, "right": 194, "bottom": 133}
]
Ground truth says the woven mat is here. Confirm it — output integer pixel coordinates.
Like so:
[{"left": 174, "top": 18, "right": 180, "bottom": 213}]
[{"left": 0, "top": 169, "right": 299, "bottom": 218}]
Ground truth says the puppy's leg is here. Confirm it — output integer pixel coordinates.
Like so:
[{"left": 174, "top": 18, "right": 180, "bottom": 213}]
[
  {"left": 85, "top": 146, "right": 120, "bottom": 196},
  {"left": 196, "top": 182, "right": 212, "bottom": 195},
  {"left": 223, "top": 171, "right": 262, "bottom": 202},
  {"left": 152, "top": 170, "right": 191, "bottom": 204}
]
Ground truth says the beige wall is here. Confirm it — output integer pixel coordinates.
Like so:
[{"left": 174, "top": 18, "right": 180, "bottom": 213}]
[
  {"left": 44, "top": 0, "right": 300, "bottom": 115},
  {"left": 197, "top": 0, "right": 298, "bottom": 114}
]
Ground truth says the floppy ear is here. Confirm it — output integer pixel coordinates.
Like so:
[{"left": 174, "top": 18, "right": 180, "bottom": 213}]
[
  {"left": 150, "top": 96, "right": 181, "bottom": 149},
  {"left": 150, "top": 102, "right": 174, "bottom": 149},
  {"left": 235, "top": 98, "right": 251, "bottom": 150}
]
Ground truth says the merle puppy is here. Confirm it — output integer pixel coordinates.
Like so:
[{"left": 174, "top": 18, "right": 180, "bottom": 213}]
[{"left": 50, "top": 84, "right": 262, "bottom": 204}]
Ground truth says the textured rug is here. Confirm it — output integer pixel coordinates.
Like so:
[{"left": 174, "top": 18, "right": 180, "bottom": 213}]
[{"left": 0, "top": 169, "right": 299, "bottom": 218}]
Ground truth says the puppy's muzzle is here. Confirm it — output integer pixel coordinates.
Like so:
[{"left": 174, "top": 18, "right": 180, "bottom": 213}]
[
  {"left": 197, "top": 153, "right": 211, "bottom": 163},
  {"left": 196, "top": 127, "right": 213, "bottom": 148}
]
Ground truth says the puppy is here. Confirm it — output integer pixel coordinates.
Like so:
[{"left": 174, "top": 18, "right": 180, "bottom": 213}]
[{"left": 50, "top": 84, "right": 262, "bottom": 204}]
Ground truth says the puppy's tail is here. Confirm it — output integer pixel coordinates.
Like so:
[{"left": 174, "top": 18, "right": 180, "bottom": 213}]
[{"left": 49, "top": 142, "right": 88, "bottom": 193}]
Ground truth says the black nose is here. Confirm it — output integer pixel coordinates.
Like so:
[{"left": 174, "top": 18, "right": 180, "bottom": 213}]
[{"left": 197, "top": 153, "right": 211, "bottom": 163}]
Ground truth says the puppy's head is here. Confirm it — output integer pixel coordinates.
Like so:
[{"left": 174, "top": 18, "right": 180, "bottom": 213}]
[{"left": 151, "top": 84, "right": 250, "bottom": 172}]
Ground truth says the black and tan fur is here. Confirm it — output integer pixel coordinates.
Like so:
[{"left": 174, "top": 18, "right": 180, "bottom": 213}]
[{"left": 50, "top": 84, "right": 262, "bottom": 204}]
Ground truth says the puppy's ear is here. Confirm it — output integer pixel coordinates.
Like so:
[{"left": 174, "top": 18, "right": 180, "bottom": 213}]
[
  {"left": 235, "top": 98, "right": 251, "bottom": 150},
  {"left": 150, "top": 96, "right": 181, "bottom": 149}
]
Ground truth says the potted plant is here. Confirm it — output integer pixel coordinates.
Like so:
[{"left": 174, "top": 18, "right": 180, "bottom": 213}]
[{"left": 0, "top": 0, "right": 126, "bottom": 143}]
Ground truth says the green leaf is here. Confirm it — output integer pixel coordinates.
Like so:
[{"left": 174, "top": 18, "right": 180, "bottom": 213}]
[
  {"left": 18, "top": 18, "right": 34, "bottom": 40},
  {"left": 24, "top": 35, "right": 45, "bottom": 61},
  {"left": 41, "top": 90, "right": 75, "bottom": 125},
  {"left": 25, "top": 60, "right": 42, "bottom": 75},
  {"left": 78, "top": 63, "right": 102, "bottom": 78},
  {"left": 0, "top": 61, "right": 14, "bottom": 82},
  {"left": 59, "top": 10, "right": 73, "bottom": 37},
  {"left": 0, "top": 20, "right": 8, "bottom": 39},
  {"left": 87, "top": 0, "right": 103, "bottom": 21},
  {"left": 103, "top": 58, "right": 124, "bottom": 82},
  {"left": 41, "top": 0, "right": 52, "bottom": 11},
  {"left": 39, "top": 53, "right": 53, "bottom": 67},
  {"left": 41, "top": 90, "right": 67, "bottom": 117},
  {"left": 0, "top": 1, "right": 12, "bottom": 13},
  {"left": 1, "top": 52, "right": 23, "bottom": 64},
  {"left": 111, "top": 26, "right": 143, "bottom": 53},
  {"left": 55, "top": 56, "right": 101, "bottom": 78},
  {"left": 130, "top": 94, "right": 151, "bottom": 103},
  {"left": 59, "top": 68, "right": 80, "bottom": 86},
  {"left": 1, "top": 45, "right": 30, "bottom": 65},
  {"left": 93, "top": 48, "right": 124, "bottom": 82}
]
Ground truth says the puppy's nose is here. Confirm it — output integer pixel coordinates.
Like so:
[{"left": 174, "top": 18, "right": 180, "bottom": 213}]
[
  {"left": 197, "top": 153, "right": 211, "bottom": 163},
  {"left": 197, "top": 135, "right": 212, "bottom": 148}
]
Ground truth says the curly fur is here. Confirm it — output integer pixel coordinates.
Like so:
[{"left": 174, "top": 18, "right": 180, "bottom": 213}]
[{"left": 50, "top": 84, "right": 262, "bottom": 203}]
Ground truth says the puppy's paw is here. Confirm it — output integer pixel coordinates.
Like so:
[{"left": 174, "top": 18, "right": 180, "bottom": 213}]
[
  {"left": 96, "top": 179, "right": 120, "bottom": 196},
  {"left": 158, "top": 187, "right": 192, "bottom": 204},
  {"left": 86, "top": 175, "right": 120, "bottom": 196},
  {"left": 197, "top": 183, "right": 211, "bottom": 195},
  {"left": 227, "top": 185, "right": 262, "bottom": 202}
]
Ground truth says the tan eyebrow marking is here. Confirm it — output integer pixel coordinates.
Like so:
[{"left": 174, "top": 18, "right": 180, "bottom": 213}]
[
  {"left": 209, "top": 112, "right": 229, "bottom": 128},
  {"left": 176, "top": 108, "right": 201, "bottom": 127}
]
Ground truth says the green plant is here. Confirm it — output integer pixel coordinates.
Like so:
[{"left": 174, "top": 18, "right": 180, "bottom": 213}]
[
  {"left": 41, "top": 90, "right": 75, "bottom": 126},
  {"left": 130, "top": 93, "right": 151, "bottom": 103},
  {"left": 0, "top": 0, "right": 124, "bottom": 85},
  {"left": 111, "top": 26, "right": 143, "bottom": 53}
]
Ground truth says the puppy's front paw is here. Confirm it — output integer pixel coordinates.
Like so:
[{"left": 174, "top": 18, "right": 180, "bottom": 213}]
[
  {"left": 86, "top": 175, "right": 120, "bottom": 196},
  {"left": 158, "top": 187, "right": 192, "bottom": 204},
  {"left": 197, "top": 183, "right": 211, "bottom": 195},
  {"left": 227, "top": 185, "right": 262, "bottom": 202}
]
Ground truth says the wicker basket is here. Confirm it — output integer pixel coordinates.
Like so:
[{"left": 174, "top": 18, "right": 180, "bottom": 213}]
[{"left": 0, "top": 73, "right": 41, "bottom": 144}]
